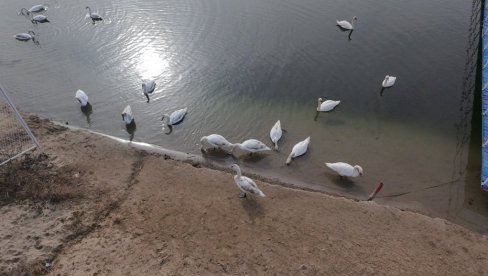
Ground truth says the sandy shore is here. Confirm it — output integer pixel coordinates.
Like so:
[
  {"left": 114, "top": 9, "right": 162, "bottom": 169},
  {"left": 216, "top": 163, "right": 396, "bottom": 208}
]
[{"left": 1, "top": 114, "right": 487, "bottom": 275}]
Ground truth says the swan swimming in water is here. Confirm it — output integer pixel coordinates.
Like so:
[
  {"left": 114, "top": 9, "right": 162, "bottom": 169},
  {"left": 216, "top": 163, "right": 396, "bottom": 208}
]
[
  {"left": 142, "top": 80, "right": 156, "bottom": 102},
  {"left": 19, "top": 4, "right": 47, "bottom": 14},
  {"left": 86, "top": 6, "right": 103, "bottom": 22},
  {"left": 14, "top": 31, "right": 35, "bottom": 41},
  {"left": 382, "top": 75, "right": 397, "bottom": 88},
  {"left": 230, "top": 164, "right": 265, "bottom": 198},
  {"left": 200, "top": 134, "right": 234, "bottom": 153},
  {"left": 336, "top": 16, "right": 357, "bottom": 30},
  {"left": 142, "top": 80, "right": 156, "bottom": 95},
  {"left": 325, "top": 162, "right": 363, "bottom": 178},
  {"left": 269, "top": 120, "right": 282, "bottom": 150},
  {"left": 121, "top": 105, "right": 134, "bottom": 125},
  {"left": 286, "top": 136, "right": 310, "bottom": 165},
  {"left": 21, "top": 8, "right": 49, "bottom": 23},
  {"left": 317, "top": 98, "right": 340, "bottom": 112},
  {"left": 161, "top": 107, "right": 187, "bottom": 126},
  {"left": 75, "top": 90, "right": 89, "bottom": 107},
  {"left": 230, "top": 139, "right": 271, "bottom": 156}
]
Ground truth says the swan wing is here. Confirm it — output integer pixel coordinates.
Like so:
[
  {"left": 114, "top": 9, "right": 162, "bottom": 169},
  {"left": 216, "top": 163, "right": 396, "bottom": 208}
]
[
  {"left": 382, "top": 76, "right": 396, "bottom": 87},
  {"left": 242, "top": 139, "right": 271, "bottom": 151},
  {"left": 236, "top": 176, "right": 265, "bottom": 197},
  {"left": 15, "top": 33, "right": 31, "bottom": 41},
  {"left": 319, "top": 100, "right": 340, "bottom": 112},
  {"left": 337, "top": 20, "right": 352, "bottom": 29},
  {"left": 325, "top": 162, "right": 354, "bottom": 176},
  {"left": 270, "top": 120, "right": 282, "bottom": 142},
  {"left": 292, "top": 136, "right": 310, "bottom": 157},
  {"left": 29, "top": 4, "right": 46, "bottom": 12},
  {"left": 122, "top": 105, "right": 133, "bottom": 124},
  {"left": 33, "top": 14, "right": 48, "bottom": 22},
  {"left": 142, "top": 80, "right": 156, "bottom": 94},
  {"left": 207, "top": 134, "right": 229, "bottom": 146},
  {"left": 169, "top": 108, "right": 187, "bottom": 125},
  {"left": 75, "top": 89, "right": 89, "bottom": 106}
]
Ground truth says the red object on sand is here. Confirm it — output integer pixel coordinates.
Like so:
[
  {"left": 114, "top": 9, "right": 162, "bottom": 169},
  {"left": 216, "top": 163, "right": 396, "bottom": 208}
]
[{"left": 367, "top": 182, "right": 384, "bottom": 201}]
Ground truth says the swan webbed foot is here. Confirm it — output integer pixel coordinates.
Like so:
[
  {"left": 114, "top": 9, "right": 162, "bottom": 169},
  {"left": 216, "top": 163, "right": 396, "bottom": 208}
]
[{"left": 239, "top": 192, "right": 246, "bottom": 198}]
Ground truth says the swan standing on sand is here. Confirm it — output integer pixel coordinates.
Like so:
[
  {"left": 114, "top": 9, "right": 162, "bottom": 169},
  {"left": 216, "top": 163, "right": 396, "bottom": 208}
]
[
  {"left": 382, "top": 75, "right": 397, "bottom": 88},
  {"left": 14, "top": 31, "right": 35, "bottom": 41},
  {"left": 121, "top": 105, "right": 134, "bottom": 125},
  {"left": 269, "top": 120, "right": 282, "bottom": 150},
  {"left": 162, "top": 108, "right": 187, "bottom": 126},
  {"left": 325, "top": 162, "right": 363, "bottom": 178},
  {"left": 286, "top": 136, "right": 310, "bottom": 165},
  {"left": 336, "top": 16, "right": 357, "bottom": 30},
  {"left": 21, "top": 8, "right": 49, "bottom": 23},
  {"left": 86, "top": 6, "right": 103, "bottom": 22},
  {"left": 200, "top": 134, "right": 233, "bottom": 153},
  {"left": 19, "top": 4, "right": 47, "bottom": 14},
  {"left": 230, "top": 164, "right": 265, "bottom": 198},
  {"left": 317, "top": 98, "right": 340, "bottom": 112},
  {"left": 75, "top": 90, "right": 89, "bottom": 107},
  {"left": 231, "top": 139, "right": 271, "bottom": 156}
]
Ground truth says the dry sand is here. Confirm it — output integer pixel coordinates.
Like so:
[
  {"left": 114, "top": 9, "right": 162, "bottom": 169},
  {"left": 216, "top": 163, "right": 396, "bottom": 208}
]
[{"left": 0, "top": 114, "right": 487, "bottom": 275}]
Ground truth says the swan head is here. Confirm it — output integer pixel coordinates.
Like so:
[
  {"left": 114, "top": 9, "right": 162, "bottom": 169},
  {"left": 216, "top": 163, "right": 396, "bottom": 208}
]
[
  {"left": 354, "top": 165, "right": 363, "bottom": 176},
  {"left": 230, "top": 164, "right": 241, "bottom": 174},
  {"left": 28, "top": 30, "right": 35, "bottom": 36},
  {"left": 353, "top": 16, "right": 358, "bottom": 21},
  {"left": 86, "top": 6, "right": 90, "bottom": 9},
  {"left": 318, "top": 97, "right": 324, "bottom": 103}
]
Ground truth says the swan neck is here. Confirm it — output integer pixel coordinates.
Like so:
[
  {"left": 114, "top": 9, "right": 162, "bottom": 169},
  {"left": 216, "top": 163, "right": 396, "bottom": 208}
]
[
  {"left": 162, "top": 114, "right": 170, "bottom": 124},
  {"left": 234, "top": 166, "right": 242, "bottom": 178},
  {"left": 286, "top": 152, "right": 294, "bottom": 164}
]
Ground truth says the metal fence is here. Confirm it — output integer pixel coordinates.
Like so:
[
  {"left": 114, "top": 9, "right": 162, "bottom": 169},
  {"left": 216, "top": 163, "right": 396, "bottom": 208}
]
[{"left": 0, "top": 83, "right": 39, "bottom": 166}]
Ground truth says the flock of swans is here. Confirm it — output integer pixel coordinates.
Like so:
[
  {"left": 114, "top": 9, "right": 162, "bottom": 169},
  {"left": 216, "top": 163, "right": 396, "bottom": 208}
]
[
  {"left": 14, "top": 4, "right": 102, "bottom": 43},
  {"left": 14, "top": 5, "right": 395, "bottom": 198}
]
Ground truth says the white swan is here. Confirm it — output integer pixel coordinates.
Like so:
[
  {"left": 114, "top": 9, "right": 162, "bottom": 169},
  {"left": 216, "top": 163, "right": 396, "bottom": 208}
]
[
  {"left": 121, "top": 105, "right": 134, "bottom": 125},
  {"left": 336, "top": 16, "right": 357, "bottom": 30},
  {"left": 21, "top": 9, "right": 49, "bottom": 23},
  {"left": 14, "top": 31, "right": 35, "bottom": 41},
  {"left": 231, "top": 139, "right": 271, "bottom": 155},
  {"left": 230, "top": 164, "right": 265, "bottom": 198},
  {"left": 317, "top": 98, "right": 340, "bottom": 112},
  {"left": 161, "top": 107, "right": 187, "bottom": 126},
  {"left": 325, "top": 162, "right": 363, "bottom": 178},
  {"left": 286, "top": 136, "right": 310, "bottom": 165},
  {"left": 142, "top": 80, "right": 156, "bottom": 95},
  {"left": 75, "top": 90, "right": 89, "bottom": 107},
  {"left": 200, "top": 134, "right": 233, "bottom": 153},
  {"left": 269, "top": 120, "right": 282, "bottom": 150},
  {"left": 86, "top": 6, "right": 103, "bottom": 22},
  {"left": 382, "top": 75, "right": 397, "bottom": 88},
  {"left": 19, "top": 4, "right": 47, "bottom": 14}
]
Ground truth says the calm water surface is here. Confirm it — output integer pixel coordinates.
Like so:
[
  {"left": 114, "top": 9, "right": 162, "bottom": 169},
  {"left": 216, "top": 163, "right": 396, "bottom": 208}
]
[{"left": 1, "top": 0, "right": 487, "bottom": 231}]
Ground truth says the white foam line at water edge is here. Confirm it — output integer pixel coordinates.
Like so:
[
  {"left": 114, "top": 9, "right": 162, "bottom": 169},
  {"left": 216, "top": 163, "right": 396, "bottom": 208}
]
[
  {"left": 482, "top": 83, "right": 488, "bottom": 91},
  {"left": 483, "top": 139, "right": 488, "bottom": 147}
]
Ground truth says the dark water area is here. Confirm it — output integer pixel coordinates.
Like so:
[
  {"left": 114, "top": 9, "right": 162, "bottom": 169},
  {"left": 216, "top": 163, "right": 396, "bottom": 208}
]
[{"left": 0, "top": 0, "right": 487, "bottom": 231}]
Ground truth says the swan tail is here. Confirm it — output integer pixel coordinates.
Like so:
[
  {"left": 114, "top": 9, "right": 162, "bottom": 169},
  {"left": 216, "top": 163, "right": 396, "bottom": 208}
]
[
  {"left": 274, "top": 141, "right": 278, "bottom": 150},
  {"left": 257, "top": 189, "right": 265, "bottom": 197}
]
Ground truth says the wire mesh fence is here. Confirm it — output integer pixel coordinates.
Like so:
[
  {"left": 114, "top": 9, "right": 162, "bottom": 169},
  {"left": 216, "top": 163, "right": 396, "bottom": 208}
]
[{"left": 0, "top": 83, "right": 39, "bottom": 166}]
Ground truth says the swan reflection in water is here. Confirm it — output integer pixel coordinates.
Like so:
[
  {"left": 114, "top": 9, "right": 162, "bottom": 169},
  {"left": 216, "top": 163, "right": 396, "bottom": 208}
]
[
  {"left": 80, "top": 103, "right": 93, "bottom": 125},
  {"left": 125, "top": 121, "right": 136, "bottom": 141}
]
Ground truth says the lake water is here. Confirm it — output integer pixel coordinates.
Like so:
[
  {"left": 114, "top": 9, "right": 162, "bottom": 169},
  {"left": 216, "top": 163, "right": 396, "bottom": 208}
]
[{"left": 1, "top": 0, "right": 487, "bottom": 231}]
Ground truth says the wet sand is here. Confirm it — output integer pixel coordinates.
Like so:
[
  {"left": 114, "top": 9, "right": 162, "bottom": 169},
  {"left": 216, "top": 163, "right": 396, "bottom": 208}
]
[{"left": 1, "top": 114, "right": 488, "bottom": 275}]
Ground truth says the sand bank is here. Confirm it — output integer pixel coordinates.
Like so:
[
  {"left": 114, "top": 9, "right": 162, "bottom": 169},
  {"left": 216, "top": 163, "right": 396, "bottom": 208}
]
[{"left": 0, "top": 114, "right": 487, "bottom": 275}]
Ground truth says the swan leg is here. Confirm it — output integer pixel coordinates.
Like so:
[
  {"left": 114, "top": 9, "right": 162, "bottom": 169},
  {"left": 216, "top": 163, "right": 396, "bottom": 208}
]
[{"left": 239, "top": 192, "right": 246, "bottom": 198}]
